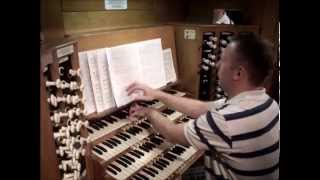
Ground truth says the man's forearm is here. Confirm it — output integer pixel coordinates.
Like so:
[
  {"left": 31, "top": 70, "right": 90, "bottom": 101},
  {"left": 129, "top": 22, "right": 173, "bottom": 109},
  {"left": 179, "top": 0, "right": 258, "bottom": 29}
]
[
  {"left": 155, "top": 91, "right": 209, "bottom": 118},
  {"left": 146, "top": 109, "right": 189, "bottom": 145}
]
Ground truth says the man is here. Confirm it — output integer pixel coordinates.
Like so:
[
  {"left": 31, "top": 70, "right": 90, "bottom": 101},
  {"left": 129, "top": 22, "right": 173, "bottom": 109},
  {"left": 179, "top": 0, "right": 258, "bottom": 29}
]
[
  {"left": 127, "top": 34, "right": 279, "bottom": 180},
  {"left": 212, "top": 9, "right": 234, "bottom": 25}
]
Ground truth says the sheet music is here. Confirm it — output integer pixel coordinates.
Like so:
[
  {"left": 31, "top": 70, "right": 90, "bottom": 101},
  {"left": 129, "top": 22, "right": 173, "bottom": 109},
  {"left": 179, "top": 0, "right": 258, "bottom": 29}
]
[
  {"left": 138, "top": 39, "right": 167, "bottom": 88},
  {"left": 78, "top": 51, "right": 97, "bottom": 115},
  {"left": 96, "top": 48, "right": 116, "bottom": 111},
  {"left": 163, "top": 48, "right": 177, "bottom": 83},
  {"left": 87, "top": 50, "right": 105, "bottom": 113},
  {"left": 106, "top": 44, "right": 141, "bottom": 107}
]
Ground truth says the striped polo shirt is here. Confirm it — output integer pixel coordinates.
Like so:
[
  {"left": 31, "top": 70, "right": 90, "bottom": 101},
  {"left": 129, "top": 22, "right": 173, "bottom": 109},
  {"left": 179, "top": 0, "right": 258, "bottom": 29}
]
[{"left": 184, "top": 88, "right": 279, "bottom": 180}]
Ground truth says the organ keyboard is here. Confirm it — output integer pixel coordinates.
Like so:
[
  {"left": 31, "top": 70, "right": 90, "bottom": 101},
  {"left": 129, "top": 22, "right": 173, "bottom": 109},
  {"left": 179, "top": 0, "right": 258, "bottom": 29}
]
[{"left": 86, "top": 91, "right": 204, "bottom": 180}]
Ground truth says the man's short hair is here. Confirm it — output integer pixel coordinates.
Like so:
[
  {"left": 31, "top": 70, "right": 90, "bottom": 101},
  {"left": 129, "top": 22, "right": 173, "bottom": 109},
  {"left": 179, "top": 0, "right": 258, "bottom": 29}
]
[{"left": 231, "top": 33, "right": 274, "bottom": 86}]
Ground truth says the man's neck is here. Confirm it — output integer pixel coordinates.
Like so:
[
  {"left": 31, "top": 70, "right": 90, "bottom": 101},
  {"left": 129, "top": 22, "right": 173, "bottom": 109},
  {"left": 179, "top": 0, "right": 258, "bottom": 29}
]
[{"left": 227, "top": 84, "right": 263, "bottom": 99}]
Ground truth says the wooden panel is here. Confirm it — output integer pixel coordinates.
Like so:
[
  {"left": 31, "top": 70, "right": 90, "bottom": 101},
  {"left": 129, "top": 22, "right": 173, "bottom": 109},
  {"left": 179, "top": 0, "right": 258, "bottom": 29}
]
[
  {"left": 41, "top": 0, "right": 65, "bottom": 43},
  {"left": 64, "top": 10, "right": 158, "bottom": 35},
  {"left": 174, "top": 26, "right": 202, "bottom": 98},
  {"left": 63, "top": 0, "right": 154, "bottom": 11}
]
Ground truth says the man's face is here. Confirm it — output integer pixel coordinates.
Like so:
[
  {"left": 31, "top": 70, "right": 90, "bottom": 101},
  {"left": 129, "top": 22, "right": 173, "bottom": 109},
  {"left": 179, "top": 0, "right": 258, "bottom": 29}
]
[
  {"left": 217, "top": 43, "right": 238, "bottom": 94},
  {"left": 214, "top": 9, "right": 225, "bottom": 17}
]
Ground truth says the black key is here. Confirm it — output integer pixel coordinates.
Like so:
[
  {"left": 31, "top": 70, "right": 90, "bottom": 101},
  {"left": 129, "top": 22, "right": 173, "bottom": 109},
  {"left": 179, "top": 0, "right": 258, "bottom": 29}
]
[
  {"left": 150, "top": 137, "right": 161, "bottom": 145},
  {"left": 110, "top": 137, "right": 121, "bottom": 144},
  {"left": 139, "top": 146, "right": 149, "bottom": 152},
  {"left": 142, "top": 143, "right": 152, "bottom": 151},
  {"left": 130, "top": 127, "right": 139, "bottom": 133},
  {"left": 106, "top": 167, "right": 117, "bottom": 175},
  {"left": 126, "top": 128, "right": 136, "bottom": 135},
  {"left": 167, "top": 152, "right": 178, "bottom": 159},
  {"left": 95, "top": 145, "right": 107, "bottom": 152},
  {"left": 113, "top": 111, "right": 127, "bottom": 119},
  {"left": 87, "top": 128, "right": 94, "bottom": 134},
  {"left": 170, "top": 150, "right": 182, "bottom": 156},
  {"left": 116, "top": 159, "right": 128, "bottom": 168},
  {"left": 100, "top": 119, "right": 112, "bottom": 125},
  {"left": 103, "top": 117, "right": 116, "bottom": 123},
  {"left": 97, "top": 120, "right": 108, "bottom": 127},
  {"left": 92, "top": 147, "right": 103, "bottom": 155},
  {"left": 142, "top": 168, "right": 155, "bottom": 177},
  {"left": 145, "top": 142, "right": 155, "bottom": 149},
  {"left": 90, "top": 123, "right": 100, "bottom": 130},
  {"left": 163, "top": 154, "right": 174, "bottom": 161},
  {"left": 115, "top": 134, "right": 127, "bottom": 141},
  {"left": 175, "top": 145, "right": 186, "bottom": 152},
  {"left": 162, "top": 108, "right": 174, "bottom": 115},
  {"left": 119, "top": 157, "right": 131, "bottom": 165},
  {"left": 136, "top": 173, "right": 149, "bottom": 180},
  {"left": 106, "top": 139, "right": 117, "bottom": 146},
  {"left": 155, "top": 160, "right": 167, "bottom": 168},
  {"left": 140, "top": 122, "right": 150, "bottom": 129},
  {"left": 132, "top": 175, "right": 143, "bottom": 180},
  {"left": 147, "top": 167, "right": 158, "bottom": 174},
  {"left": 102, "top": 141, "right": 114, "bottom": 149},
  {"left": 120, "top": 132, "right": 131, "bottom": 139},
  {"left": 105, "top": 116, "right": 117, "bottom": 123},
  {"left": 170, "top": 148, "right": 182, "bottom": 155},
  {"left": 109, "top": 164, "right": 121, "bottom": 172},
  {"left": 133, "top": 126, "right": 143, "bottom": 132},
  {"left": 95, "top": 121, "right": 107, "bottom": 127},
  {"left": 152, "top": 162, "right": 163, "bottom": 170},
  {"left": 159, "top": 158, "right": 170, "bottom": 165},
  {"left": 92, "top": 121, "right": 104, "bottom": 128},
  {"left": 123, "top": 154, "right": 135, "bottom": 162},
  {"left": 118, "top": 158, "right": 130, "bottom": 166},
  {"left": 134, "top": 149, "right": 144, "bottom": 156},
  {"left": 153, "top": 99, "right": 159, "bottom": 103},
  {"left": 129, "top": 151, "right": 140, "bottom": 158}
]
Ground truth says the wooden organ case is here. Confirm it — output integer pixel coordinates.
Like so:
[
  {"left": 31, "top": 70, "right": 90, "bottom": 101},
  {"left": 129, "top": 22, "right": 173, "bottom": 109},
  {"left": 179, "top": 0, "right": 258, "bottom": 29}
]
[
  {"left": 172, "top": 24, "right": 259, "bottom": 101},
  {"left": 41, "top": 25, "right": 204, "bottom": 180}
]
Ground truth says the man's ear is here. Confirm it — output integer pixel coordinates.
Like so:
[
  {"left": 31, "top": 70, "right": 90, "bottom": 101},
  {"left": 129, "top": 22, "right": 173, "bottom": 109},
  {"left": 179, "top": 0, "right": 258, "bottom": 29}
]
[{"left": 233, "top": 66, "right": 244, "bottom": 81}]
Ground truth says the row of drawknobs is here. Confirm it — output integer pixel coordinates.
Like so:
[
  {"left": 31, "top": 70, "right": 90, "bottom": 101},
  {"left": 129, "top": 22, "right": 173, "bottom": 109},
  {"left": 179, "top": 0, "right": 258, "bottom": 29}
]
[
  {"left": 45, "top": 65, "right": 89, "bottom": 180},
  {"left": 199, "top": 32, "right": 233, "bottom": 100}
]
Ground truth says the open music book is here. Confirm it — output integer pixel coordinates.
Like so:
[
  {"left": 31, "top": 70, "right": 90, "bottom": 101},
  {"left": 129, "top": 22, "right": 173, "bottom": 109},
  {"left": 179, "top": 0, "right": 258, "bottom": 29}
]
[{"left": 78, "top": 38, "right": 177, "bottom": 115}]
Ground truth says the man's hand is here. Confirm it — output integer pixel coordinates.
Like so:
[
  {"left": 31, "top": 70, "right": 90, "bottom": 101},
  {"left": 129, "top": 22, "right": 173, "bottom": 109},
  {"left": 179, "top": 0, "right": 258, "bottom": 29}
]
[
  {"left": 128, "top": 103, "right": 153, "bottom": 121},
  {"left": 126, "top": 82, "right": 160, "bottom": 101}
]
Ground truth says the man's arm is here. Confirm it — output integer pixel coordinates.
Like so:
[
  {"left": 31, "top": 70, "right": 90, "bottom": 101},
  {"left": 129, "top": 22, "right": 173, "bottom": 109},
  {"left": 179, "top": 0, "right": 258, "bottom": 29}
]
[
  {"left": 156, "top": 91, "right": 209, "bottom": 118},
  {"left": 130, "top": 105, "right": 190, "bottom": 145},
  {"left": 127, "top": 82, "right": 209, "bottom": 118},
  {"left": 147, "top": 109, "right": 190, "bottom": 145}
]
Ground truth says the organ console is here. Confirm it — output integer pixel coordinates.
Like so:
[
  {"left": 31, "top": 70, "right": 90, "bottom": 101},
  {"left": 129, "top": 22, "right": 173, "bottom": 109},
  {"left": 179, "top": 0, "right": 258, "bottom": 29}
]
[{"left": 41, "top": 26, "right": 204, "bottom": 180}]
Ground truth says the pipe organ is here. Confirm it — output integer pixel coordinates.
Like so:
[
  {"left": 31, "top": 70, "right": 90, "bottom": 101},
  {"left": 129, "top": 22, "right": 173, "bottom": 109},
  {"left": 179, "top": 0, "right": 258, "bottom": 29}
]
[{"left": 41, "top": 26, "right": 204, "bottom": 180}]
